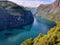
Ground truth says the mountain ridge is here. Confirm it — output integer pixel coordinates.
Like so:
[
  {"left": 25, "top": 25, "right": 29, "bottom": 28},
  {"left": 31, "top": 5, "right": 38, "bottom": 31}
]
[
  {"left": 36, "top": 0, "right": 60, "bottom": 22},
  {"left": 0, "top": 1, "right": 34, "bottom": 30}
]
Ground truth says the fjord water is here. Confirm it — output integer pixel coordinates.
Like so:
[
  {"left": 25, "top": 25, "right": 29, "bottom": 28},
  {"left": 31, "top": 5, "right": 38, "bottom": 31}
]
[
  {"left": 0, "top": 17, "right": 51, "bottom": 45},
  {"left": 0, "top": 9, "right": 55, "bottom": 45}
]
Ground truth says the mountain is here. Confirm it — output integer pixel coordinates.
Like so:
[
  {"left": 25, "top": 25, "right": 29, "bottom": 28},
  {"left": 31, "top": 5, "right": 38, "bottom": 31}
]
[
  {"left": 36, "top": 0, "right": 60, "bottom": 23},
  {"left": 0, "top": 1, "right": 34, "bottom": 30},
  {"left": 24, "top": 7, "right": 37, "bottom": 15}
]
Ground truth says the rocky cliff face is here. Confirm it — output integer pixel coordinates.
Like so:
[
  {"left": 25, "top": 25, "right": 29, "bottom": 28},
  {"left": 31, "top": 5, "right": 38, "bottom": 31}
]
[
  {"left": 0, "top": 1, "right": 34, "bottom": 30},
  {"left": 36, "top": 0, "right": 60, "bottom": 22}
]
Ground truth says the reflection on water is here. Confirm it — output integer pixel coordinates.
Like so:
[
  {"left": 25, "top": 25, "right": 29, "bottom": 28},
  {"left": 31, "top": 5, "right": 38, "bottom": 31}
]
[{"left": 0, "top": 17, "right": 53, "bottom": 45}]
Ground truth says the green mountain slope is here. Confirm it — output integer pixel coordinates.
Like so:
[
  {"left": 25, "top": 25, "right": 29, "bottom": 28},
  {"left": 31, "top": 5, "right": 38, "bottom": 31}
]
[{"left": 0, "top": 1, "right": 34, "bottom": 30}]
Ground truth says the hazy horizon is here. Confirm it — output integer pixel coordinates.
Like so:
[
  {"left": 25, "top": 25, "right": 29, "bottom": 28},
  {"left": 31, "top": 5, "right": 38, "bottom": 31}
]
[{"left": 8, "top": 0, "right": 55, "bottom": 8}]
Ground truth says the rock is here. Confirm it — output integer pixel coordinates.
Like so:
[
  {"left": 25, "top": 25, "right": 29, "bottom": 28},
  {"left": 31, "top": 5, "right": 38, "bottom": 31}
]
[
  {"left": 36, "top": 0, "right": 60, "bottom": 22},
  {"left": 0, "top": 1, "right": 34, "bottom": 30}
]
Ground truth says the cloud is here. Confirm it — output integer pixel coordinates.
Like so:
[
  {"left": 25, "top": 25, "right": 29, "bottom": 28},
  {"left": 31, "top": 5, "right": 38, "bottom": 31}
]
[
  {"left": 9, "top": 0, "right": 43, "bottom": 8},
  {"left": 8, "top": 0, "right": 55, "bottom": 8}
]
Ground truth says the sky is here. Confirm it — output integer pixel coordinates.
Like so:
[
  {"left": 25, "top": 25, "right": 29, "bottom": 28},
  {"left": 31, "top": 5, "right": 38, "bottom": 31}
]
[{"left": 8, "top": 0, "right": 55, "bottom": 8}]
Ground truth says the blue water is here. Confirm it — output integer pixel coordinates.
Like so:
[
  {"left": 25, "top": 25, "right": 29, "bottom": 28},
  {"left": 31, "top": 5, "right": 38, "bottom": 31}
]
[{"left": 0, "top": 17, "right": 51, "bottom": 45}]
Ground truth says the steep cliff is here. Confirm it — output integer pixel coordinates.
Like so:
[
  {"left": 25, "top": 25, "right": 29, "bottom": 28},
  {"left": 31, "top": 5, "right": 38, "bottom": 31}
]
[
  {"left": 0, "top": 1, "right": 34, "bottom": 30},
  {"left": 36, "top": 0, "right": 60, "bottom": 22}
]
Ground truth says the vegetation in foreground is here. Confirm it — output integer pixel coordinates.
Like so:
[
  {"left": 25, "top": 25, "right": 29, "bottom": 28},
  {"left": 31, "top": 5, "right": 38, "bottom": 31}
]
[{"left": 20, "top": 22, "right": 60, "bottom": 45}]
